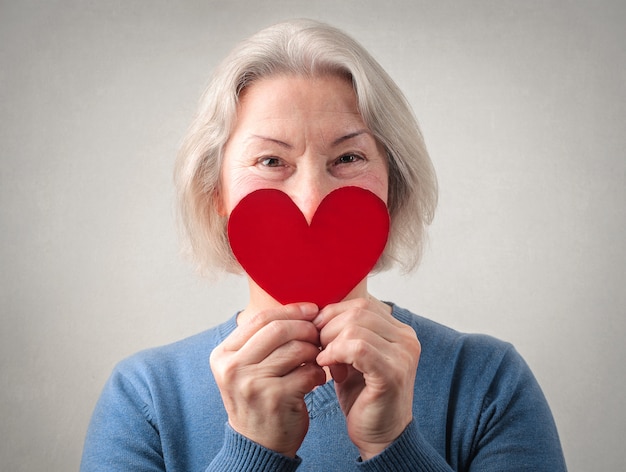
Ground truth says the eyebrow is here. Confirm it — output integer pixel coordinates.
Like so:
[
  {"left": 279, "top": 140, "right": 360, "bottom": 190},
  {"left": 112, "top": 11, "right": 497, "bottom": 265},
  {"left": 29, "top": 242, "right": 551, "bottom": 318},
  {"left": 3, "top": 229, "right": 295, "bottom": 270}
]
[
  {"left": 249, "top": 129, "right": 371, "bottom": 148},
  {"left": 249, "top": 135, "right": 293, "bottom": 149},
  {"left": 331, "top": 129, "right": 371, "bottom": 146}
]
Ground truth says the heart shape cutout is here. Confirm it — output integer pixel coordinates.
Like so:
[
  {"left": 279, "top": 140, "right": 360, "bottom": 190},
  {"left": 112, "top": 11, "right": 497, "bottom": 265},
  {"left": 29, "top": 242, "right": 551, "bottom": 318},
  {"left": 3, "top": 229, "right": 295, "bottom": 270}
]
[{"left": 227, "top": 186, "right": 390, "bottom": 308}]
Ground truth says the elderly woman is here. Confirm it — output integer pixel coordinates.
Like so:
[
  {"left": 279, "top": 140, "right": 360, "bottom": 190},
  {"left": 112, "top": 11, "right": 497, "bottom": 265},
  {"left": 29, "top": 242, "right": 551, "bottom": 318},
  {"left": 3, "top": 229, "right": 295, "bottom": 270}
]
[{"left": 81, "top": 20, "right": 567, "bottom": 471}]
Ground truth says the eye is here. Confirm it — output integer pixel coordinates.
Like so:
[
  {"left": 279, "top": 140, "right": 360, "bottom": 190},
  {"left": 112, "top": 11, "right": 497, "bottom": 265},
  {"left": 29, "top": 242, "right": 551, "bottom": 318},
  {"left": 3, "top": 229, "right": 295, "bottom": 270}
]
[
  {"left": 258, "top": 157, "right": 283, "bottom": 167},
  {"left": 335, "top": 153, "right": 364, "bottom": 165}
]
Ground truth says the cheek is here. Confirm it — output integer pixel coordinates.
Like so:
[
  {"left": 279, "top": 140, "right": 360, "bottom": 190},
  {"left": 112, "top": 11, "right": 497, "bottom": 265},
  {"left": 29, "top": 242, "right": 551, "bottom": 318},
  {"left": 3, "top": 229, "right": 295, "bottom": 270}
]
[
  {"left": 375, "top": 176, "right": 390, "bottom": 206},
  {"left": 357, "top": 171, "right": 389, "bottom": 206},
  {"left": 220, "top": 171, "right": 276, "bottom": 216}
]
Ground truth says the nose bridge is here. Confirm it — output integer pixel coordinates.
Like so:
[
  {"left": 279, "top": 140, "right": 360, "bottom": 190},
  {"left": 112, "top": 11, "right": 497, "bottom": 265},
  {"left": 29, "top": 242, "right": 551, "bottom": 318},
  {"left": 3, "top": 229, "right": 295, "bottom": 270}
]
[{"left": 289, "top": 157, "right": 331, "bottom": 224}]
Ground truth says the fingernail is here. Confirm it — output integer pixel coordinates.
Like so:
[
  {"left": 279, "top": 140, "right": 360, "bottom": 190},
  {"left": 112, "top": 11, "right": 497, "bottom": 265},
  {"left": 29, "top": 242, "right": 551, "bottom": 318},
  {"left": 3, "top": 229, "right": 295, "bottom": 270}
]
[
  {"left": 299, "top": 303, "right": 319, "bottom": 318},
  {"left": 312, "top": 314, "right": 323, "bottom": 327}
]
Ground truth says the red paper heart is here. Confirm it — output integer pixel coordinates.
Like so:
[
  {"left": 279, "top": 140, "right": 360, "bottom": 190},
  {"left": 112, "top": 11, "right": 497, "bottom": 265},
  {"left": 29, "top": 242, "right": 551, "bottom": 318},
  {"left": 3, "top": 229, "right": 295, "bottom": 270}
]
[{"left": 227, "top": 186, "right": 390, "bottom": 308}]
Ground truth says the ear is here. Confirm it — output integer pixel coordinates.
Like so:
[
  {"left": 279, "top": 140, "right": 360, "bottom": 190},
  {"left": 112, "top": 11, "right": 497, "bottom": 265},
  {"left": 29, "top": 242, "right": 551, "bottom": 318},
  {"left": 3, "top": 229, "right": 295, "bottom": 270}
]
[{"left": 213, "top": 188, "right": 228, "bottom": 217}]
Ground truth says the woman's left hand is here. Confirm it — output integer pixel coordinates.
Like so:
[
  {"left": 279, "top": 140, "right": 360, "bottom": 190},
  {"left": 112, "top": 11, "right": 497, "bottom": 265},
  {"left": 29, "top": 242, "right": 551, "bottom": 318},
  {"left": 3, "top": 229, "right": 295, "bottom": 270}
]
[{"left": 314, "top": 297, "right": 420, "bottom": 460}]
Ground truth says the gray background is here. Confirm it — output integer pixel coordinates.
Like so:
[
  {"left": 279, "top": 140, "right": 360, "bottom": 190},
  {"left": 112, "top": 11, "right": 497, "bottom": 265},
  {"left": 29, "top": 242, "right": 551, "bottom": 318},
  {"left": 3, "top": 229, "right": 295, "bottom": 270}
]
[{"left": 1, "top": 1, "right": 624, "bottom": 470}]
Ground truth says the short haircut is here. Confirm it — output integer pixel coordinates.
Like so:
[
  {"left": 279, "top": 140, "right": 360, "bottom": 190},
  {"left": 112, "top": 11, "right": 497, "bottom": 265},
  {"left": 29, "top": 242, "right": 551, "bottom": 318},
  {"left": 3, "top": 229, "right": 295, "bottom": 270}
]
[{"left": 175, "top": 19, "right": 438, "bottom": 276}]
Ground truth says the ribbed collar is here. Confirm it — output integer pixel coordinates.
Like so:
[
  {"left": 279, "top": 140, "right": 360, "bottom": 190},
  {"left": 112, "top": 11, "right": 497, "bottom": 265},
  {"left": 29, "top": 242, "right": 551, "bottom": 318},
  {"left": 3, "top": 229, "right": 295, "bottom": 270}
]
[{"left": 305, "top": 380, "right": 338, "bottom": 418}]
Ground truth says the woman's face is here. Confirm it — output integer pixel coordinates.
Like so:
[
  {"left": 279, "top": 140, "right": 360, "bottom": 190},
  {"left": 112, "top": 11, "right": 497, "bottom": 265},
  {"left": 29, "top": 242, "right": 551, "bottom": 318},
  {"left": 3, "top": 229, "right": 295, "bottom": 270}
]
[{"left": 219, "top": 74, "right": 389, "bottom": 223}]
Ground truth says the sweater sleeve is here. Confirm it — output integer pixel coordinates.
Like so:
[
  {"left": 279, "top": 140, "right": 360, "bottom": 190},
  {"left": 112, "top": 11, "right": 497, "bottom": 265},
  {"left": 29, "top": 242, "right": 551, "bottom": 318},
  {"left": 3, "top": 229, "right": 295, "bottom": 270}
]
[
  {"left": 357, "top": 421, "right": 453, "bottom": 472},
  {"left": 359, "top": 340, "right": 566, "bottom": 471},
  {"left": 466, "top": 344, "right": 567, "bottom": 471},
  {"left": 80, "top": 366, "right": 166, "bottom": 472},
  {"left": 205, "top": 423, "right": 301, "bottom": 472}
]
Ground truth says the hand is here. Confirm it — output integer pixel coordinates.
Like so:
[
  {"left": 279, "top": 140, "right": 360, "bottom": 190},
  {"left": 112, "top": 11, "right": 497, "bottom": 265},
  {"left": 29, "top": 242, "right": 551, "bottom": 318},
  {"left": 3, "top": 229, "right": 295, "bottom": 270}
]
[
  {"left": 210, "top": 303, "right": 326, "bottom": 457},
  {"left": 314, "top": 298, "right": 420, "bottom": 460}
]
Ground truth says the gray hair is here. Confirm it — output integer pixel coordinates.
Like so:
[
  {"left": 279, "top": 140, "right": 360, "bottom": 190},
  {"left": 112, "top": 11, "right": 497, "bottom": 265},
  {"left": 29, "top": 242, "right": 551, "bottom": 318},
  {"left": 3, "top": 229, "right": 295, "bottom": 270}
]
[{"left": 175, "top": 19, "right": 437, "bottom": 276}]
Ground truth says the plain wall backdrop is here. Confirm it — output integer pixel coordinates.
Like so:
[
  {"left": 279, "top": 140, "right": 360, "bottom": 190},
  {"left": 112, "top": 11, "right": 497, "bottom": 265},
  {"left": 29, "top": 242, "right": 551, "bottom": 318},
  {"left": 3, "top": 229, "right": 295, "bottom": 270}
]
[{"left": 1, "top": 1, "right": 624, "bottom": 470}]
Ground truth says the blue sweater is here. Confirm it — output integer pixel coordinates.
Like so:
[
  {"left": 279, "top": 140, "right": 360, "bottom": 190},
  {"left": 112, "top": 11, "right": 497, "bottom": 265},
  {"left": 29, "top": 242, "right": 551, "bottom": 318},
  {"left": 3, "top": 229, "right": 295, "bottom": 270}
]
[{"left": 81, "top": 304, "right": 567, "bottom": 471}]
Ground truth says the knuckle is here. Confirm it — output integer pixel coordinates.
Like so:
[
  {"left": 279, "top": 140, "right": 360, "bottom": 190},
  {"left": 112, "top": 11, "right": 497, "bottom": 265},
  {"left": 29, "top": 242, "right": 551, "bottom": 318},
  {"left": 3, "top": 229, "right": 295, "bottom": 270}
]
[
  {"left": 340, "top": 323, "right": 362, "bottom": 340},
  {"left": 235, "top": 375, "right": 258, "bottom": 400},
  {"left": 352, "top": 338, "right": 370, "bottom": 357},
  {"left": 210, "top": 351, "right": 242, "bottom": 384},
  {"left": 397, "top": 341, "right": 420, "bottom": 372},
  {"left": 250, "top": 304, "right": 296, "bottom": 327},
  {"left": 353, "top": 297, "right": 370, "bottom": 310},
  {"left": 319, "top": 329, "right": 331, "bottom": 348},
  {"left": 209, "top": 347, "right": 225, "bottom": 372},
  {"left": 342, "top": 306, "right": 368, "bottom": 326},
  {"left": 412, "top": 336, "right": 422, "bottom": 355},
  {"left": 399, "top": 325, "right": 420, "bottom": 346},
  {"left": 284, "top": 340, "right": 320, "bottom": 363},
  {"left": 249, "top": 308, "right": 272, "bottom": 327},
  {"left": 279, "top": 339, "right": 301, "bottom": 358},
  {"left": 214, "top": 359, "right": 234, "bottom": 382},
  {"left": 266, "top": 319, "right": 289, "bottom": 337}
]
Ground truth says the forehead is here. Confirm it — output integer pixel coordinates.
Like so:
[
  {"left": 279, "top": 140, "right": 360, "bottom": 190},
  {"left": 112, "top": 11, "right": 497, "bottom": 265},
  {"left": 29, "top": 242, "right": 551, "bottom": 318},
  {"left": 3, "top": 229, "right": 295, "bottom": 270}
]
[{"left": 234, "top": 74, "right": 365, "bottom": 129}]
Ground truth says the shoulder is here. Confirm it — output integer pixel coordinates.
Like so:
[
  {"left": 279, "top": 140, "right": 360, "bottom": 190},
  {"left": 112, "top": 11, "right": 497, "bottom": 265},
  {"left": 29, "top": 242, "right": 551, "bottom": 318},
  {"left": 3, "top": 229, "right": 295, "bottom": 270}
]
[
  {"left": 391, "top": 303, "right": 532, "bottom": 396},
  {"left": 391, "top": 303, "right": 555, "bottom": 426},
  {"left": 391, "top": 303, "right": 513, "bottom": 358},
  {"left": 109, "top": 314, "right": 238, "bottom": 397}
]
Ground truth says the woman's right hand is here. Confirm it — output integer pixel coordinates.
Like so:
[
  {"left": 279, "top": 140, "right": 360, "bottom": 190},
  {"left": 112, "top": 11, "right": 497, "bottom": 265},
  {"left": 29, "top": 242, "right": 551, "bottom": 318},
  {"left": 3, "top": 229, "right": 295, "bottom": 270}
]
[{"left": 209, "top": 303, "right": 326, "bottom": 458}]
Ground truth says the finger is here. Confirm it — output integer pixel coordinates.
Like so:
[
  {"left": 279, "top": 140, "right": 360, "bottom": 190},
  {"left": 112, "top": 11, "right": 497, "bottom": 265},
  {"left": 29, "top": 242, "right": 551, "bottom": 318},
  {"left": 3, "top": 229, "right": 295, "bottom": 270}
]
[
  {"left": 318, "top": 333, "right": 420, "bottom": 394},
  {"left": 329, "top": 364, "right": 348, "bottom": 383},
  {"left": 257, "top": 339, "right": 323, "bottom": 377},
  {"left": 318, "top": 306, "right": 401, "bottom": 349},
  {"left": 223, "top": 302, "right": 318, "bottom": 351},
  {"left": 281, "top": 362, "right": 327, "bottom": 396},
  {"left": 235, "top": 319, "right": 320, "bottom": 365},
  {"left": 313, "top": 297, "right": 394, "bottom": 330},
  {"left": 316, "top": 325, "right": 399, "bottom": 378}
]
